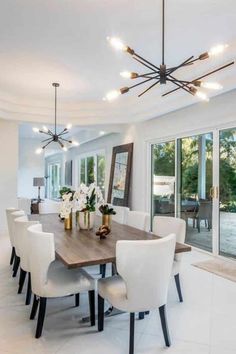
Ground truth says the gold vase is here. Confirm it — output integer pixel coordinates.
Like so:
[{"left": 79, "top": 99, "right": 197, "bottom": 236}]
[
  {"left": 102, "top": 214, "right": 112, "bottom": 228},
  {"left": 64, "top": 212, "right": 72, "bottom": 230}
]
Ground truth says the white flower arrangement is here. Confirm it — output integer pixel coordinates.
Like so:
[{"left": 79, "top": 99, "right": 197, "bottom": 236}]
[
  {"left": 59, "top": 192, "right": 74, "bottom": 218},
  {"left": 73, "top": 183, "right": 104, "bottom": 212}
]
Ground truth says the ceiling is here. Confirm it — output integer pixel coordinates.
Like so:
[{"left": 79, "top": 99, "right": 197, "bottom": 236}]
[{"left": 0, "top": 0, "right": 236, "bottom": 125}]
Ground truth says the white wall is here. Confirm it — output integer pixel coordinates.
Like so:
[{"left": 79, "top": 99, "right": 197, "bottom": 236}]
[
  {"left": 18, "top": 138, "right": 45, "bottom": 199},
  {"left": 0, "top": 119, "right": 18, "bottom": 233}
]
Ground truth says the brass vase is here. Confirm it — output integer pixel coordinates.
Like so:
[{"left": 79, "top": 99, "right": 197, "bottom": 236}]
[
  {"left": 64, "top": 212, "right": 72, "bottom": 230},
  {"left": 102, "top": 214, "right": 112, "bottom": 228}
]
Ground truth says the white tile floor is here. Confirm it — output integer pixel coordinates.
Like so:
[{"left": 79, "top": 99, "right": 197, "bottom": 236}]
[{"left": 0, "top": 233, "right": 236, "bottom": 354}]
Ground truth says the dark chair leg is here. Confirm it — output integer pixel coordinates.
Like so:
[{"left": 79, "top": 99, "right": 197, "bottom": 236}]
[
  {"left": 35, "top": 297, "right": 47, "bottom": 338},
  {"left": 129, "top": 313, "right": 135, "bottom": 354},
  {"left": 159, "top": 305, "right": 171, "bottom": 347},
  {"left": 89, "top": 290, "right": 95, "bottom": 326},
  {"left": 10, "top": 247, "right": 15, "bottom": 265},
  {"left": 12, "top": 255, "right": 20, "bottom": 277},
  {"left": 75, "top": 293, "right": 80, "bottom": 307},
  {"left": 98, "top": 294, "right": 104, "bottom": 332},
  {"left": 30, "top": 295, "right": 39, "bottom": 320},
  {"left": 174, "top": 273, "right": 183, "bottom": 303},
  {"left": 100, "top": 264, "right": 106, "bottom": 278},
  {"left": 138, "top": 312, "right": 145, "bottom": 320},
  {"left": 25, "top": 273, "right": 32, "bottom": 305},
  {"left": 18, "top": 268, "right": 27, "bottom": 294}
]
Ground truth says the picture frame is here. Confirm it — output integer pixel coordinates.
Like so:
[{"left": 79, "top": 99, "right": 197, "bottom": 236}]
[{"left": 107, "top": 143, "right": 133, "bottom": 207}]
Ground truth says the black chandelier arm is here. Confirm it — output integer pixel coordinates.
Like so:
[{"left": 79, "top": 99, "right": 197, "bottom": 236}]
[
  {"left": 133, "top": 56, "right": 159, "bottom": 73},
  {"left": 167, "top": 56, "right": 194, "bottom": 75},
  {"left": 167, "top": 75, "right": 194, "bottom": 95},
  {"left": 59, "top": 137, "right": 72, "bottom": 143},
  {"left": 136, "top": 71, "right": 160, "bottom": 79},
  {"left": 58, "top": 140, "right": 64, "bottom": 148},
  {"left": 39, "top": 130, "right": 52, "bottom": 136},
  {"left": 128, "top": 75, "right": 160, "bottom": 91},
  {"left": 162, "top": 61, "right": 235, "bottom": 97},
  {"left": 58, "top": 130, "right": 69, "bottom": 137},
  {"left": 133, "top": 52, "right": 160, "bottom": 72},
  {"left": 41, "top": 137, "right": 54, "bottom": 142},
  {"left": 42, "top": 139, "right": 53, "bottom": 150},
  {"left": 167, "top": 78, "right": 191, "bottom": 85},
  {"left": 138, "top": 80, "right": 160, "bottom": 97}
]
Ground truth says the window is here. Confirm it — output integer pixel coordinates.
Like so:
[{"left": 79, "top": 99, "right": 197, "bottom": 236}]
[
  {"left": 78, "top": 152, "right": 105, "bottom": 196},
  {"left": 48, "top": 162, "right": 61, "bottom": 199}
]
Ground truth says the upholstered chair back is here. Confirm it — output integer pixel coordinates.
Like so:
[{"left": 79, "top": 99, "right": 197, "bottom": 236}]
[
  {"left": 14, "top": 216, "right": 39, "bottom": 272},
  {"left": 126, "top": 211, "right": 150, "bottom": 231},
  {"left": 6, "top": 208, "right": 19, "bottom": 245},
  {"left": 8, "top": 210, "right": 25, "bottom": 250},
  {"left": 28, "top": 224, "right": 55, "bottom": 297},
  {"left": 116, "top": 234, "right": 176, "bottom": 311}
]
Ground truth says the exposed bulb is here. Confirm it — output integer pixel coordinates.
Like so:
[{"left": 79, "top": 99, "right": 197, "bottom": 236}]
[
  {"left": 196, "top": 91, "right": 209, "bottom": 102},
  {"left": 33, "top": 127, "right": 40, "bottom": 133},
  {"left": 42, "top": 125, "right": 49, "bottom": 133},
  {"left": 72, "top": 140, "right": 79, "bottom": 146},
  {"left": 35, "top": 148, "right": 43, "bottom": 154},
  {"left": 201, "top": 82, "right": 223, "bottom": 90},
  {"left": 120, "top": 71, "right": 138, "bottom": 79},
  {"left": 107, "top": 37, "right": 127, "bottom": 51},
  {"left": 104, "top": 89, "right": 121, "bottom": 101},
  {"left": 62, "top": 146, "right": 68, "bottom": 152},
  {"left": 208, "top": 44, "right": 228, "bottom": 56},
  {"left": 99, "top": 131, "right": 105, "bottom": 136},
  {"left": 66, "top": 123, "right": 72, "bottom": 130}
]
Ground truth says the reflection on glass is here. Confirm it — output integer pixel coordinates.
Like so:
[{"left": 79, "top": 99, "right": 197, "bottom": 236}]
[
  {"left": 49, "top": 163, "right": 61, "bottom": 199},
  {"left": 151, "top": 141, "right": 175, "bottom": 223},
  {"left": 87, "top": 156, "right": 95, "bottom": 185},
  {"left": 219, "top": 128, "right": 236, "bottom": 258},
  {"left": 80, "top": 158, "right": 86, "bottom": 184},
  {"left": 179, "top": 133, "right": 213, "bottom": 252},
  {"left": 97, "top": 155, "right": 105, "bottom": 197},
  {"left": 111, "top": 152, "right": 128, "bottom": 203}
]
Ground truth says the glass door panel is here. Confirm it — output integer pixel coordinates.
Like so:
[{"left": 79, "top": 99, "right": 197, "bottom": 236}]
[
  {"left": 219, "top": 128, "right": 236, "bottom": 258},
  {"left": 178, "top": 133, "right": 213, "bottom": 252},
  {"left": 151, "top": 141, "right": 175, "bottom": 225}
]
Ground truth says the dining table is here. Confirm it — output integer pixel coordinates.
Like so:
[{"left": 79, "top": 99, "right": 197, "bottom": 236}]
[
  {"left": 29, "top": 213, "right": 191, "bottom": 268},
  {"left": 29, "top": 213, "right": 191, "bottom": 320}
]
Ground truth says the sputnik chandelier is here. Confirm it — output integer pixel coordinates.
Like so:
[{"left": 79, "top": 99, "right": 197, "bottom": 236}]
[
  {"left": 105, "top": 0, "right": 234, "bottom": 102},
  {"left": 33, "top": 83, "right": 79, "bottom": 154}
]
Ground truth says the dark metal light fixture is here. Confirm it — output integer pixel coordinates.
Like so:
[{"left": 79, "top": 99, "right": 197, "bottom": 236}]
[
  {"left": 34, "top": 83, "right": 79, "bottom": 154},
  {"left": 105, "top": 0, "right": 234, "bottom": 102}
]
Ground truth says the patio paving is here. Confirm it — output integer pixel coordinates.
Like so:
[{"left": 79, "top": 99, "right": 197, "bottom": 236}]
[{"left": 185, "top": 212, "right": 236, "bottom": 258}]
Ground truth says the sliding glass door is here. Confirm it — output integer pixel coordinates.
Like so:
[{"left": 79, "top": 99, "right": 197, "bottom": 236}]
[
  {"left": 151, "top": 141, "right": 175, "bottom": 225},
  {"left": 219, "top": 128, "right": 236, "bottom": 258},
  {"left": 177, "top": 133, "right": 213, "bottom": 252}
]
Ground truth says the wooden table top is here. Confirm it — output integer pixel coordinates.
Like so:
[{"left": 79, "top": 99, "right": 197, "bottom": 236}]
[{"left": 29, "top": 214, "right": 191, "bottom": 269}]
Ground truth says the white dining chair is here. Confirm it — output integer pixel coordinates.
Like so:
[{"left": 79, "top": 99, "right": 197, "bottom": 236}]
[
  {"left": 14, "top": 215, "right": 39, "bottom": 304},
  {"left": 27, "top": 223, "right": 96, "bottom": 338},
  {"left": 109, "top": 205, "right": 130, "bottom": 224},
  {"left": 6, "top": 207, "right": 19, "bottom": 266},
  {"left": 8, "top": 210, "right": 25, "bottom": 277},
  {"left": 100, "top": 205, "right": 130, "bottom": 278},
  {"left": 153, "top": 216, "right": 186, "bottom": 302},
  {"left": 97, "top": 234, "right": 176, "bottom": 354},
  {"left": 126, "top": 210, "right": 150, "bottom": 231},
  {"left": 17, "top": 197, "right": 31, "bottom": 214}
]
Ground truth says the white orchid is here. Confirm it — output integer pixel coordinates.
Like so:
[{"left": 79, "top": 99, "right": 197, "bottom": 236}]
[{"left": 73, "top": 183, "right": 104, "bottom": 212}]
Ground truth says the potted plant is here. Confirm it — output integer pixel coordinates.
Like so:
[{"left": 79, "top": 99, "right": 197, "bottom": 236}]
[
  {"left": 59, "top": 186, "right": 72, "bottom": 199},
  {"left": 99, "top": 204, "right": 116, "bottom": 228},
  {"left": 74, "top": 183, "right": 104, "bottom": 230}
]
